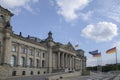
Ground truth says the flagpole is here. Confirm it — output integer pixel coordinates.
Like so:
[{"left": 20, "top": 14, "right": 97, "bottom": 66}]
[{"left": 115, "top": 47, "right": 118, "bottom": 71}]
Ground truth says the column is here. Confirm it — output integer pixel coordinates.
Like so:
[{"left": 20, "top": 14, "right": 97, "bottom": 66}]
[
  {"left": 65, "top": 53, "right": 68, "bottom": 68},
  {"left": 3, "top": 36, "right": 11, "bottom": 65},
  {"left": 25, "top": 46, "right": 29, "bottom": 67},
  {"left": 70, "top": 55, "right": 72, "bottom": 70},
  {"left": 62, "top": 53, "right": 64, "bottom": 68},
  {"left": 68, "top": 55, "right": 70, "bottom": 69},
  {"left": 33, "top": 48, "right": 36, "bottom": 68},
  {"left": 40, "top": 50, "right": 42, "bottom": 68},
  {"left": 72, "top": 56, "right": 75, "bottom": 70},
  {"left": 16, "top": 43, "right": 21, "bottom": 66},
  {"left": 57, "top": 51, "right": 60, "bottom": 69}
]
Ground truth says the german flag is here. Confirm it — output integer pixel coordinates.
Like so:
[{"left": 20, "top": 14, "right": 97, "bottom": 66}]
[
  {"left": 106, "top": 47, "right": 116, "bottom": 54},
  {"left": 93, "top": 53, "right": 101, "bottom": 57},
  {"left": 74, "top": 44, "right": 78, "bottom": 48}
]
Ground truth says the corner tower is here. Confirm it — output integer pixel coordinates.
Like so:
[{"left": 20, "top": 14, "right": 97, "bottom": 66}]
[
  {"left": 0, "top": 6, "right": 13, "bottom": 65},
  {"left": 0, "top": 6, "right": 13, "bottom": 29}
]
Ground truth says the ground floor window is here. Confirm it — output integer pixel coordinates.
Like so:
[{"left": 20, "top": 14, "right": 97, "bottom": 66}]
[
  {"left": 38, "top": 71, "right": 40, "bottom": 75},
  {"left": 12, "top": 71, "right": 16, "bottom": 76},
  {"left": 22, "top": 71, "right": 26, "bottom": 75},
  {"left": 30, "top": 71, "right": 33, "bottom": 75}
]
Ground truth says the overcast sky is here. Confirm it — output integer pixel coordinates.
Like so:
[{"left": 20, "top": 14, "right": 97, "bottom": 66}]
[{"left": 1, "top": 0, "right": 120, "bottom": 66}]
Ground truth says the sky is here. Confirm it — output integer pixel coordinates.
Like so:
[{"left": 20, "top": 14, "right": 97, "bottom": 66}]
[{"left": 0, "top": 0, "right": 120, "bottom": 67}]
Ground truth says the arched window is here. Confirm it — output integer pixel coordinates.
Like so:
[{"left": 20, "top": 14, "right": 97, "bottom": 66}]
[
  {"left": 10, "top": 55, "right": 16, "bottom": 66},
  {"left": 28, "top": 58, "right": 32, "bottom": 68},
  {"left": 20, "top": 57, "right": 25, "bottom": 67},
  {"left": 36, "top": 59, "right": 39, "bottom": 68}
]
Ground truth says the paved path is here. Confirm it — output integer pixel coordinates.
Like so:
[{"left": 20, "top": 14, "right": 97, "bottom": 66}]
[
  {"left": 1, "top": 72, "right": 119, "bottom": 80},
  {"left": 61, "top": 73, "right": 117, "bottom": 80}
]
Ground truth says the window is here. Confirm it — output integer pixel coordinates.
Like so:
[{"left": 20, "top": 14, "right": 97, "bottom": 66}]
[
  {"left": 22, "top": 71, "right": 26, "bottom": 75},
  {"left": 36, "top": 59, "right": 39, "bottom": 68},
  {"left": 42, "top": 60, "right": 45, "bottom": 68},
  {"left": 38, "top": 71, "right": 40, "bottom": 75},
  {"left": 12, "top": 71, "right": 16, "bottom": 76},
  {"left": 30, "top": 71, "right": 33, "bottom": 75},
  {"left": 36, "top": 51, "right": 40, "bottom": 57},
  {"left": 12, "top": 45, "right": 17, "bottom": 52},
  {"left": 29, "top": 49, "right": 33, "bottom": 56},
  {"left": 21, "top": 47, "right": 26, "bottom": 53},
  {"left": 10, "top": 55, "right": 16, "bottom": 66},
  {"left": 20, "top": 57, "right": 25, "bottom": 67},
  {"left": 43, "top": 52, "right": 45, "bottom": 58},
  {"left": 28, "top": 58, "right": 32, "bottom": 67}
]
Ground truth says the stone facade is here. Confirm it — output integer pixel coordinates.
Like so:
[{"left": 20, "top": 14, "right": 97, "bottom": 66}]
[{"left": 0, "top": 6, "right": 86, "bottom": 78}]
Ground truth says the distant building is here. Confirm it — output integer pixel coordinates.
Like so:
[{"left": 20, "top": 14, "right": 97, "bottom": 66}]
[{"left": 0, "top": 6, "right": 86, "bottom": 77}]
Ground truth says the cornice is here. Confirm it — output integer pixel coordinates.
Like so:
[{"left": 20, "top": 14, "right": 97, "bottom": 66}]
[
  {"left": 0, "top": 5, "right": 14, "bottom": 16},
  {"left": 11, "top": 33, "right": 47, "bottom": 49}
]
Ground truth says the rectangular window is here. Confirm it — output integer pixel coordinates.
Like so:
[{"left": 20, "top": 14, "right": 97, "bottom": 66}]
[
  {"left": 12, "top": 45, "right": 17, "bottom": 52},
  {"left": 36, "top": 51, "right": 40, "bottom": 57},
  {"left": 29, "top": 49, "right": 33, "bottom": 56},
  {"left": 21, "top": 47, "right": 26, "bottom": 53},
  {"left": 43, "top": 52, "right": 45, "bottom": 58}
]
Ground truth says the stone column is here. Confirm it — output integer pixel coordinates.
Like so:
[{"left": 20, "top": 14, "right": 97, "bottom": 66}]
[
  {"left": 72, "top": 56, "right": 75, "bottom": 70},
  {"left": 65, "top": 53, "right": 67, "bottom": 68},
  {"left": 81, "top": 59, "right": 83, "bottom": 71},
  {"left": 47, "top": 43, "right": 53, "bottom": 73},
  {"left": 70, "top": 55, "right": 72, "bottom": 70},
  {"left": 25, "top": 46, "right": 29, "bottom": 67},
  {"left": 16, "top": 43, "right": 21, "bottom": 66},
  {"left": 62, "top": 53, "right": 64, "bottom": 68},
  {"left": 40, "top": 50, "right": 42, "bottom": 68},
  {"left": 3, "top": 36, "right": 11, "bottom": 65},
  {"left": 33, "top": 48, "right": 36, "bottom": 68},
  {"left": 67, "top": 55, "right": 70, "bottom": 70},
  {"left": 57, "top": 51, "right": 60, "bottom": 69}
]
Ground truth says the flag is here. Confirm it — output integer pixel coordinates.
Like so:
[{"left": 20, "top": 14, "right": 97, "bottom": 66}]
[
  {"left": 75, "top": 44, "right": 78, "bottom": 48},
  {"left": 89, "top": 50, "right": 98, "bottom": 55},
  {"left": 106, "top": 47, "right": 116, "bottom": 54},
  {"left": 93, "top": 53, "right": 101, "bottom": 57}
]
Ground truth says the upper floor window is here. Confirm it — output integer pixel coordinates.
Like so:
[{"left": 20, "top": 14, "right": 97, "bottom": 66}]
[
  {"left": 29, "top": 49, "right": 33, "bottom": 56},
  {"left": 36, "top": 50, "right": 40, "bottom": 57},
  {"left": 43, "top": 52, "right": 45, "bottom": 58},
  {"left": 12, "top": 45, "right": 17, "bottom": 52},
  {"left": 10, "top": 55, "right": 16, "bottom": 67},
  {"left": 21, "top": 47, "right": 26, "bottom": 54}
]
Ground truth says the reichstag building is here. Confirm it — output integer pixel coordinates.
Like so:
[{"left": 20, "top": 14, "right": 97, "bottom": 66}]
[{"left": 0, "top": 6, "right": 86, "bottom": 78}]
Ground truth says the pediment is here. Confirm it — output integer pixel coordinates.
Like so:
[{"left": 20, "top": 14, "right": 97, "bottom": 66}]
[{"left": 66, "top": 42, "right": 75, "bottom": 51}]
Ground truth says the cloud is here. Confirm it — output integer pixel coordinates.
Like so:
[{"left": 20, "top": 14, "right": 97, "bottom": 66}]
[
  {"left": 107, "top": 5, "right": 120, "bottom": 22},
  {"left": 113, "top": 41, "right": 120, "bottom": 51},
  {"left": 81, "top": 21, "right": 118, "bottom": 42},
  {"left": 56, "top": 0, "right": 91, "bottom": 22},
  {"left": 79, "top": 11, "right": 93, "bottom": 21},
  {"left": 95, "top": 0, "right": 120, "bottom": 23},
  {"left": 0, "top": 0, "right": 39, "bottom": 14}
]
